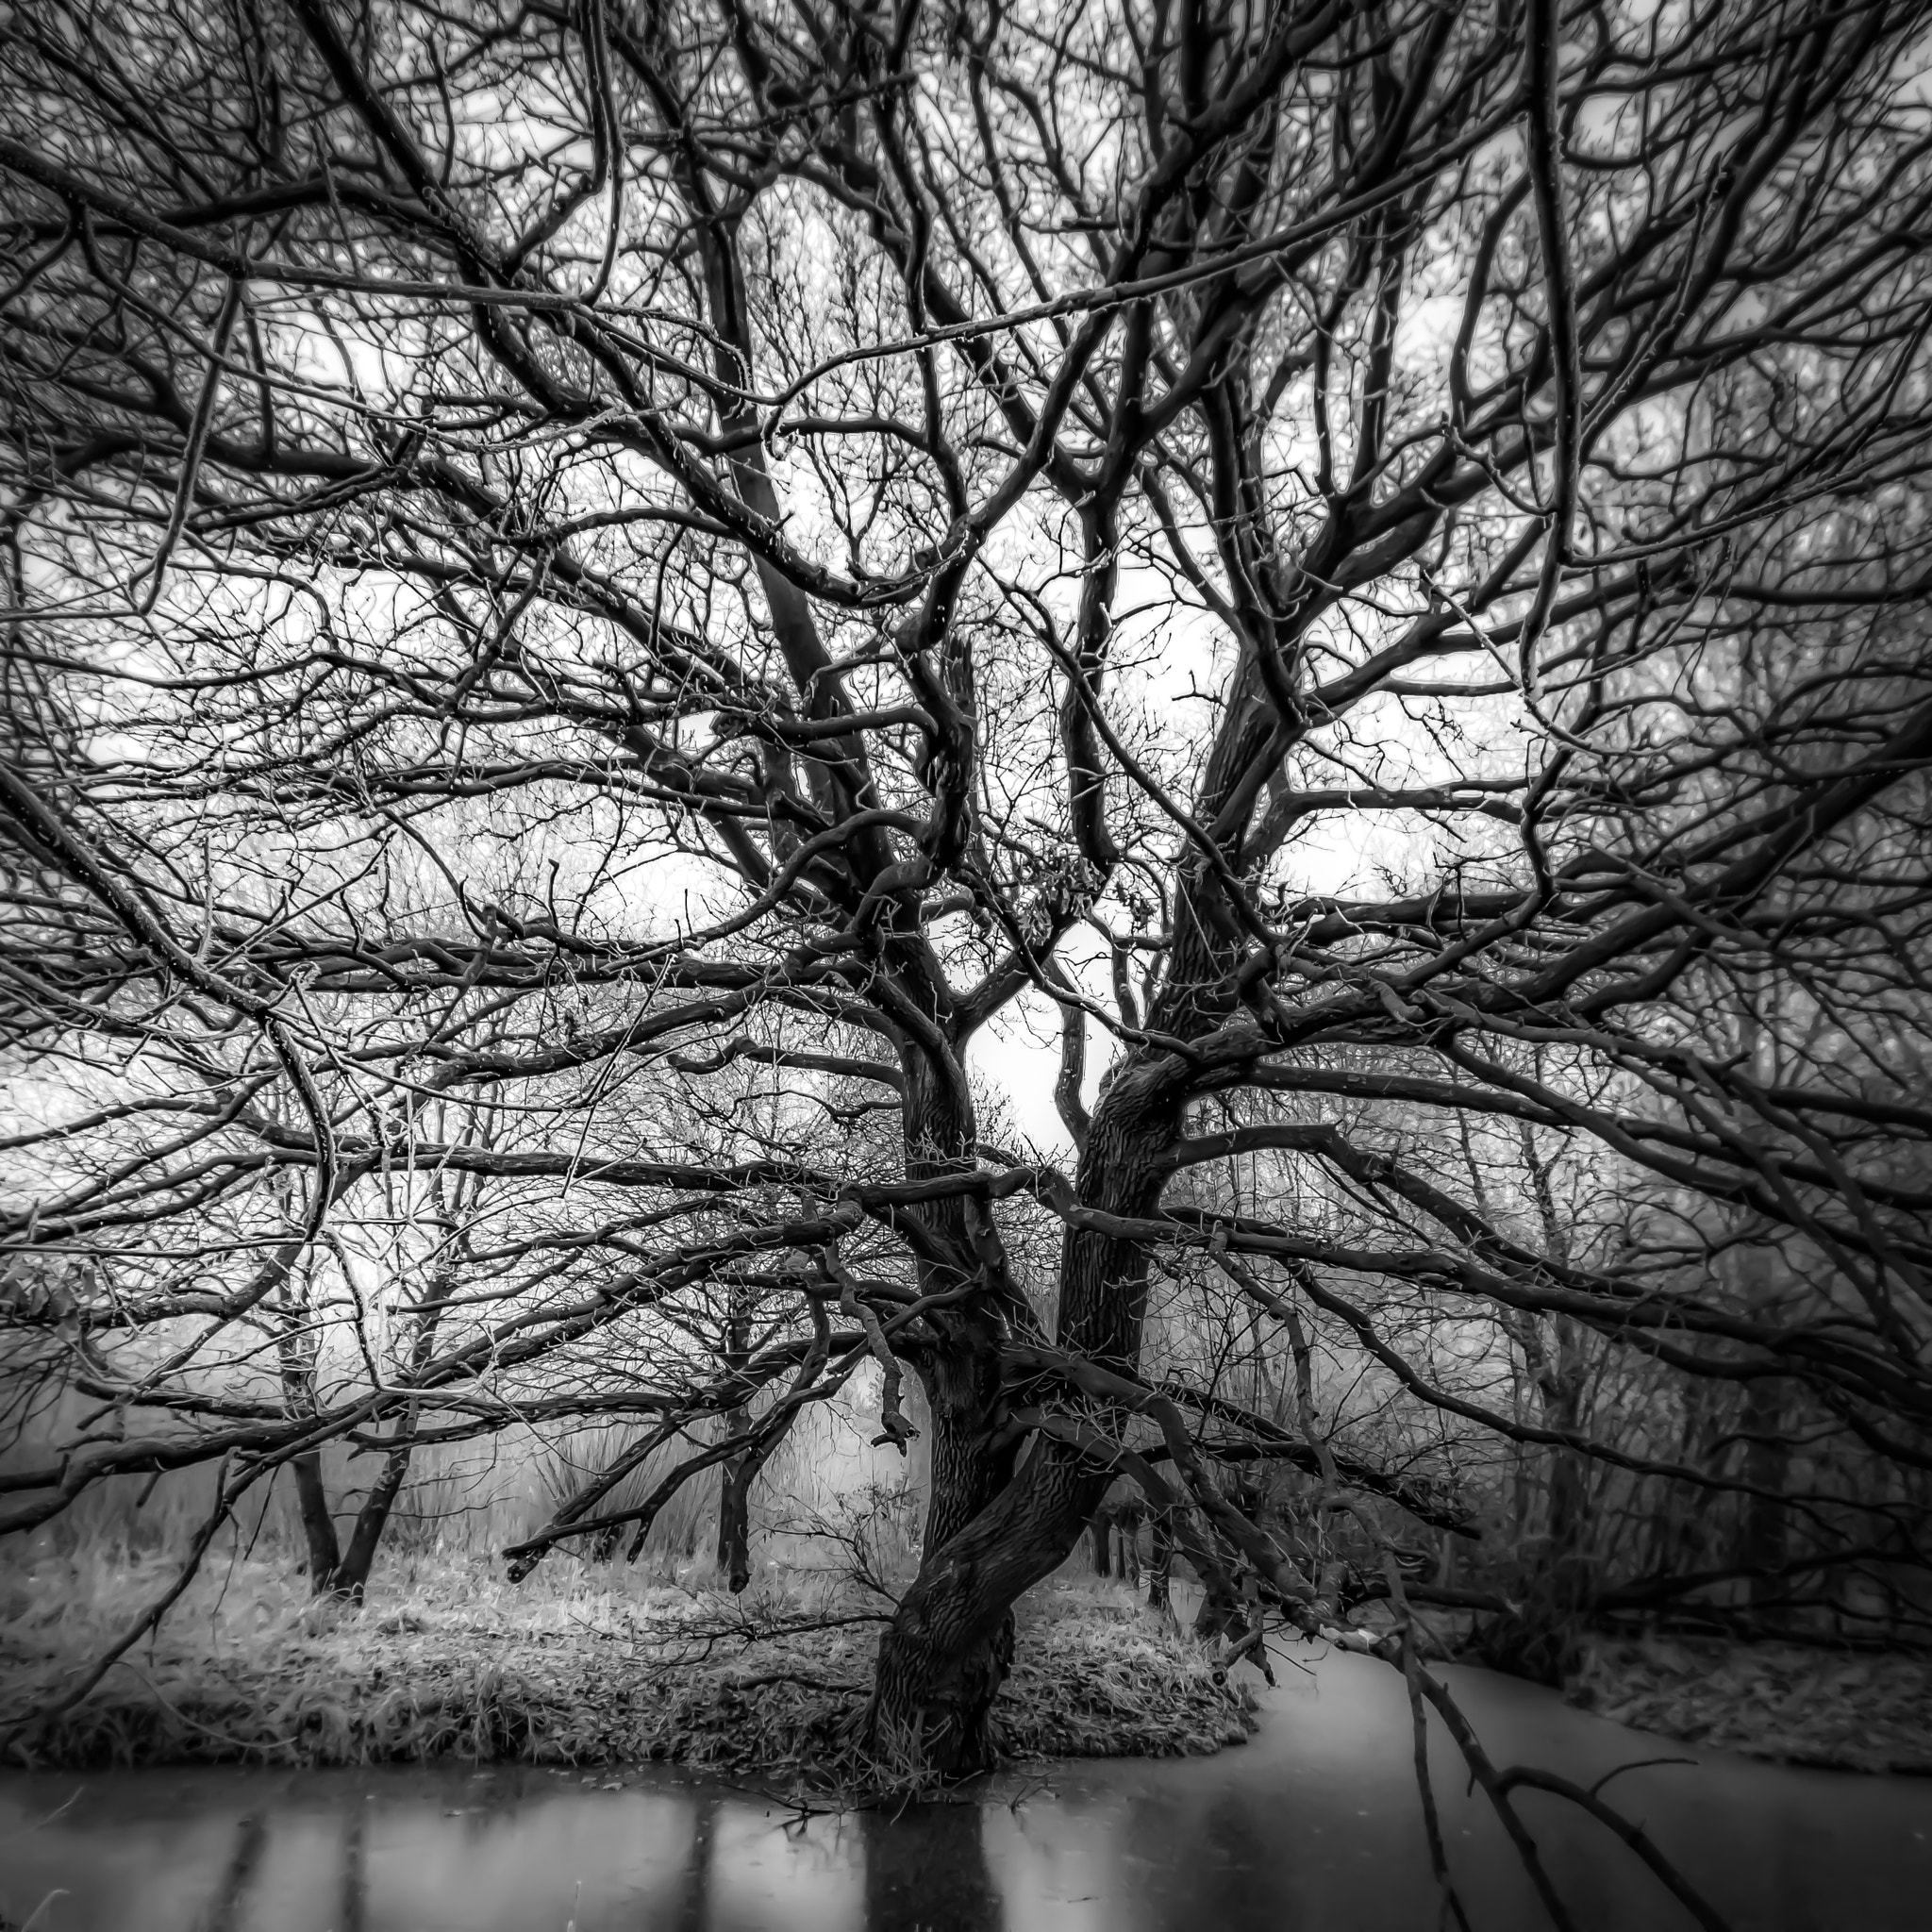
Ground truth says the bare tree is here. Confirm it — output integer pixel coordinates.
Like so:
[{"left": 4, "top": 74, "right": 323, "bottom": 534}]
[{"left": 4, "top": 0, "right": 1932, "bottom": 1784}]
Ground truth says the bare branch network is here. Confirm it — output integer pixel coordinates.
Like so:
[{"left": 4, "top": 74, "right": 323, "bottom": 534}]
[{"left": 3, "top": 0, "right": 1931, "bottom": 1775}]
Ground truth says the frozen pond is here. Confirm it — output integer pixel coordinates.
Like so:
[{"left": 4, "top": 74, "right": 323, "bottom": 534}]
[{"left": 3, "top": 1650, "right": 1926, "bottom": 1931}]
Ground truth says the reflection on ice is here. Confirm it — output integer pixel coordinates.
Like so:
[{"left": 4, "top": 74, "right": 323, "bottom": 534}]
[{"left": 4, "top": 1654, "right": 1930, "bottom": 1932}]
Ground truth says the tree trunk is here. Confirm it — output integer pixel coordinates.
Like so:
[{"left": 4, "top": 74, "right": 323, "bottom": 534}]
[
  {"left": 1740, "top": 1375, "right": 1790, "bottom": 1617},
  {"left": 325, "top": 1259, "right": 455, "bottom": 1601},
  {"left": 716, "top": 1410, "right": 789, "bottom": 1596},
  {"left": 329, "top": 1443, "right": 412, "bottom": 1601},
  {"left": 867, "top": 1054, "right": 1181, "bottom": 1773},
  {"left": 866, "top": 1444, "right": 1083, "bottom": 1775},
  {"left": 714, "top": 1304, "right": 757, "bottom": 1591},
  {"left": 290, "top": 1450, "right": 341, "bottom": 1592},
  {"left": 275, "top": 1252, "right": 341, "bottom": 1594},
  {"left": 1147, "top": 1512, "right": 1174, "bottom": 1616},
  {"left": 1192, "top": 1575, "right": 1241, "bottom": 1643},
  {"left": 713, "top": 1402, "right": 753, "bottom": 1590},
  {"left": 1487, "top": 1121, "right": 1593, "bottom": 1684},
  {"left": 867, "top": 1314, "right": 1036, "bottom": 1774},
  {"left": 1734, "top": 1242, "right": 1790, "bottom": 1622},
  {"left": 1730, "top": 1017, "right": 1790, "bottom": 1624},
  {"left": 1115, "top": 1503, "right": 1143, "bottom": 1588}
]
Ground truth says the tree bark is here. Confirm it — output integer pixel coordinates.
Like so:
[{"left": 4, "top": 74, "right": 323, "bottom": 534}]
[
  {"left": 1147, "top": 1511, "right": 1174, "bottom": 1616},
  {"left": 275, "top": 1245, "right": 342, "bottom": 1594},
  {"left": 1739, "top": 1371, "right": 1790, "bottom": 1621},
  {"left": 714, "top": 1421, "right": 753, "bottom": 1591},
  {"left": 715, "top": 1305, "right": 756, "bottom": 1591},
  {"left": 325, "top": 1257, "right": 456, "bottom": 1601},
  {"left": 290, "top": 1450, "right": 341, "bottom": 1591},
  {"left": 867, "top": 1311, "right": 1028, "bottom": 1774},
  {"left": 868, "top": 1053, "right": 1184, "bottom": 1771},
  {"left": 330, "top": 1443, "right": 410, "bottom": 1602}
]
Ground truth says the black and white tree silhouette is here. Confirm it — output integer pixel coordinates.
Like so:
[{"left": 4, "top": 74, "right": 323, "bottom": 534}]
[{"left": 4, "top": 0, "right": 1931, "bottom": 1774}]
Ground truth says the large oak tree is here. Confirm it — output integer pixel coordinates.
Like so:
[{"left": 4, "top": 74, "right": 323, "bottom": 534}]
[{"left": 4, "top": 0, "right": 1932, "bottom": 1773}]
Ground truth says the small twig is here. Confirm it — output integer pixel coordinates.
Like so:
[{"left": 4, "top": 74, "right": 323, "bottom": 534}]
[{"left": 1589, "top": 1756, "right": 1699, "bottom": 1801}]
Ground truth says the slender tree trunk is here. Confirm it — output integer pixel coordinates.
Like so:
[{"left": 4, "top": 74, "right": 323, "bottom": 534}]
[
  {"left": 1740, "top": 1370, "right": 1790, "bottom": 1621},
  {"left": 714, "top": 1424, "right": 752, "bottom": 1589},
  {"left": 714, "top": 1304, "right": 756, "bottom": 1589},
  {"left": 324, "top": 1253, "right": 457, "bottom": 1601},
  {"left": 1730, "top": 1014, "right": 1790, "bottom": 1624},
  {"left": 274, "top": 1240, "right": 344, "bottom": 1593},
  {"left": 1117, "top": 1503, "right": 1143, "bottom": 1588},
  {"left": 278, "top": 1283, "right": 341, "bottom": 1593},
  {"left": 1476, "top": 1121, "right": 1595, "bottom": 1684},
  {"left": 1147, "top": 1511, "right": 1174, "bottom": 1616},
  {"left": 1544, "top": 1317, "right": 1591, "bottom": 1599},
  {"left": 712, "top": 1403, "right": 752, "bottom": 1591},
  {"left": 290, "top": 1450, "right": 341, "bottom": 1591},
  {"left": 715, "top": 1410, "right": 789, "bottom": 1595},
  {"left": 1733, "top": 1241, "right": 1789, "bottom": 1623},
  {"left": 330, "top": 1442, "right": 411, "bottom": 1601}
]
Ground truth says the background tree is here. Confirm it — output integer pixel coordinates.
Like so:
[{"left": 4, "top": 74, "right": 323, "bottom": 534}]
[{"left": 4, "top": 0, "right": 1932, "bottom": 1778}]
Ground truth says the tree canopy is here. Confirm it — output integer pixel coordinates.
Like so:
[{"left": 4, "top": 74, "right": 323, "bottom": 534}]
[{"left": 4, "top": 0, "right": 1932, "bottom": 1774}]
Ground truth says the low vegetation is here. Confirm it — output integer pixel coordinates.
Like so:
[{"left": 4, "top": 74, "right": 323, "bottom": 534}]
[
  {"left": 1568, "top": 1636, "right": 1932, "bottom": 1778},
  {"left": 0, "top": 1555, "right": 1254, "bottom": 1786}
]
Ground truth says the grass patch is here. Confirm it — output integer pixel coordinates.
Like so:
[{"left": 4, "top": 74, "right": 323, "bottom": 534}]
[{"left": 0, "top": 1554, "right": 1254, "bottom": 1782}]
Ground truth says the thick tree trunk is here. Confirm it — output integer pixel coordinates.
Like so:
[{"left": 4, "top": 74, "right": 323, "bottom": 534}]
[
  {"left": 867, "top": 1312, "right": 1032, "bottom": 1774},
  {"left": 868, "top": 1054, "right": 1182, "bottom": 1772},
  {"left": 867, "top": 1437, "right": 1091, "bottom": 1774}
]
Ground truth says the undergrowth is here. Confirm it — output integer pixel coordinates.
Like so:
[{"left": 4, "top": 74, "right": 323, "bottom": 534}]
[
  {"left": 0, "top": 1553, "right": 1254, "bottom": 1785},
  {"left": 1568, "top": 1633, "right": 1932, "bottom": 1774}
]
